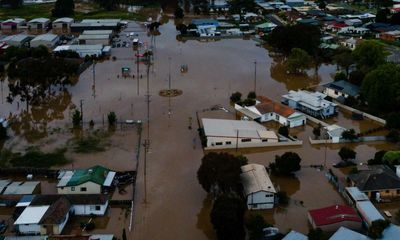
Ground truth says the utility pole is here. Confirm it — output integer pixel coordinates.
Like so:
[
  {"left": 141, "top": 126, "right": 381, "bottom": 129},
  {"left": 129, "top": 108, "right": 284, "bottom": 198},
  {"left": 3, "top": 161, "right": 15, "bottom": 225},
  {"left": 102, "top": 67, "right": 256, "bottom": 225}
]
[
  {"left": 143, "top": 51, "right": 151, "bottom": 204},
  {"left": 168, "top": 57, "right": 172, "bottom": 118},
  {"left": 79, "top": 99, "right": 84, "bottom": 126},
  {"left": 136, "top": 48, "right": 140, "bottom": 95},
  {"left": 254, "top": 60, "right": 257, "bottom": 94},
  {"left": 92, "top": 62, "right": 96, "bottom": 99},
  {"left": 143, "top": 139, "right": 149, "bottom": 204}
]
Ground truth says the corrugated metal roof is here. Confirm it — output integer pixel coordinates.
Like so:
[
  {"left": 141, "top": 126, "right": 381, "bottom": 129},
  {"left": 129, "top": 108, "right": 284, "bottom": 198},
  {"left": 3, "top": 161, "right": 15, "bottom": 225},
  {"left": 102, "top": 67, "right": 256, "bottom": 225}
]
[
  {"left": 283, "top": 230, "right": 308, "bottom": 240},
  {"left": 31, "top": 34, "right": 58, "bottom": 42},
  {"left": 241, "top": 164, "right": 276, "bottom": 195},
  {"left": 3, "top": 181, "right": 39, "bottom": 195},
  {"left": 329, "top": 227, "right": 369, "bottom": 240},
  {"left": 14, "top": 206, "right": 49, "bottom": 225},
  {"left": 202, "top": 118, "right": 269, "bottom": 138},
  {"left": 78, "top": 34, "right": 110, "bottom": 40},
  {"left": 82, "top": 30, "right": 113, "bottom": 35},
  {"left": 356, "top": 201, "right": 384, "bottom": 225},
  {"left": 28, "top": 18, "right": 50, "bottom": 24},
  {"left": 345, "top": 187, "right": 369, "bottom": 202},
  {"left": 54, "top": 17, "right": 74, "bottom": 23}
]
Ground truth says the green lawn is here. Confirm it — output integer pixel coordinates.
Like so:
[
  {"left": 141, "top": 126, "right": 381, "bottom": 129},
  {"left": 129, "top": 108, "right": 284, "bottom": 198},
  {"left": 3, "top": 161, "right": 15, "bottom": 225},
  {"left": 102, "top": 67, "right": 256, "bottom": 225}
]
[{"left": 0, "top": 4, "right": 145, "bottom": 21}]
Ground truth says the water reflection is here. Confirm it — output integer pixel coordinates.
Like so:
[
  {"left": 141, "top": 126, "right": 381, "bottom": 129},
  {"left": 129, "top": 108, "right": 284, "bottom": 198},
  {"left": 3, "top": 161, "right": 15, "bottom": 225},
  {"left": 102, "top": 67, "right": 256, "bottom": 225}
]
[{"left": 196, "top": 195, "right": 216, "bottom": 239}]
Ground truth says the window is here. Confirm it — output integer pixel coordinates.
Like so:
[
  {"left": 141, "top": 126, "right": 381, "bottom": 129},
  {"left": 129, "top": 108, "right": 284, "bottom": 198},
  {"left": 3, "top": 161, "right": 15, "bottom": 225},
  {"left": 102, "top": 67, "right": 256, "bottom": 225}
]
[
  {"left": 386, "top": 190, "right": 390, "bottom": 193},
  {"left": 80, "top": 187, "right": 87, "bottom": 192},
  {"left": 334, "top": 90, "right": 338, "bottom": 95},
  {"left": 270, "top": 113, "right": 273, "bottom": 116},
  {"left": 215, "top": 142, "right": 223, "bottom": 146},
  {"left": 96, "top": 205, "right": 101, "bottom": 211},
  {"left": 275, "top": 115, "right": 279, "bottom": 120},
  {"left": 397, "top": 190, "right": 400, "bottom": 194},
  {"left": 241, "top": 138, "right": 251, "bottom": 142},
  {"left": 71, "top": 187, "right": 75, "bottom": 191},
  {"left": 225, "top": 141, "right": 231, "bottom": 145},
  {"left": 90, "top": 205, "right": 101, "bottom": 211},
  {"left": 262, "top": 139, "right": 268, "bottom": 142},
  {"left": 265, "top": 194, "right": 273, "bottom": 198}
]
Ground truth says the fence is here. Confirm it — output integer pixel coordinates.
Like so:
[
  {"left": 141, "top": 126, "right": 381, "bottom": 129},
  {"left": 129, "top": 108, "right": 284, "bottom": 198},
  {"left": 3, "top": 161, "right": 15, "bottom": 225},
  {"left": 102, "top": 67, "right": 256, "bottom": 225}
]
[
  {"left": 335, "top": 101, "right": 386, "bottom": 125},
  {"left": 0, "top": 167, "right": 58, "bottom": 178}
]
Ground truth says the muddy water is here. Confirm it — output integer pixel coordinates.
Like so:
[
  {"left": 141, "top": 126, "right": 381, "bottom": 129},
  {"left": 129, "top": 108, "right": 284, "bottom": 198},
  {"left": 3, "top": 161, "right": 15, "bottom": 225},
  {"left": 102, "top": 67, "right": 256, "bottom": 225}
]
[{"left": 0, "top": 19, "right": 398, "bottom": 239}]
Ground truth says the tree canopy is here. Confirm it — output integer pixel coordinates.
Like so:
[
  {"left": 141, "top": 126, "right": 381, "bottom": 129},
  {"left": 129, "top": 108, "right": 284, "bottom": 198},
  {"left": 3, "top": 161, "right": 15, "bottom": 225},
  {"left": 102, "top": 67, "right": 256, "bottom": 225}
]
[
  {"left": 338, "top": 147, "right": 356, "bottom": 161},
  {"left": 52, "top": 0, "right": 75, "bottom": 17},
  {"left": 270, "top": 152, "right": 301, "bottom": 175},
  {"left": 211, "top": 193, "right": 246, "bottom": 240},
  {"left": 197, "top": 152, "right": 247, "bottom": 196},
  {"left": 352, "top": 41, "right": 386, "bottom": 74},
  {"left": 268, "top": 24, "right": 321, "bottom": 55},
  {"left": 246, "top": 215, "right": 271, "bottom": 240},
  {"left": 228, "top": 0, "right": 257, "bottom": 14},
  {"left": 368, "top": 220, "right": 390, "bottom": 239},
  {"left": 333, "top": 47, "right": 354, "bottom": 77},
  {"left": 286, "top": 48, "right": 312, "bottom": 74},
  {"left": 361, "top": 63, "right": 400, "bottom": 113}
]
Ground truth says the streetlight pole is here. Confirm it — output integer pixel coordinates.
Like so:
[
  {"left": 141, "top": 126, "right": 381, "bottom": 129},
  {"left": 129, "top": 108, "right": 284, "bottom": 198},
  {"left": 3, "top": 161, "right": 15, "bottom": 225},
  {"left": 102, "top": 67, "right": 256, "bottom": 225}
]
[
  {"left": 254, "top": 60, "right": 257, "bottom": 94},
  {"left": 168, "top": 57, "right": 172, "bottom": 118},
  {"left": 92, "top": 62, "right": 96, "bottom": 98},
  {"left": 79, "top": 99, "right": 84, "bottom": 126}
]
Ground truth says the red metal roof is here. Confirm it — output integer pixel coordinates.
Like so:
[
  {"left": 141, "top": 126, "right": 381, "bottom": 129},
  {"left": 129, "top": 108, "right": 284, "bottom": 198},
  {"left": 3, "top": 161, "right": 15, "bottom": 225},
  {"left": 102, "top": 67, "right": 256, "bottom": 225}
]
[
  {"left": 309, "top": 205, "right": 361, "bottom": 226},
  {"left": 333, "top": 23, "right": 348, "bottom": 29}
]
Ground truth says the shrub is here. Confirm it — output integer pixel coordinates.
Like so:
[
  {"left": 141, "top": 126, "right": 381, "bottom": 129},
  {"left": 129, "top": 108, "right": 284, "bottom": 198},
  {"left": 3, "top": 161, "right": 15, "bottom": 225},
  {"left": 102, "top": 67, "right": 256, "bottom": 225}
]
[
  {"left": 230, "top": 92, "right": 242, "bottom": 103},
  {"left": 107, "top": 112, "right": 117, "bottom": 126}
]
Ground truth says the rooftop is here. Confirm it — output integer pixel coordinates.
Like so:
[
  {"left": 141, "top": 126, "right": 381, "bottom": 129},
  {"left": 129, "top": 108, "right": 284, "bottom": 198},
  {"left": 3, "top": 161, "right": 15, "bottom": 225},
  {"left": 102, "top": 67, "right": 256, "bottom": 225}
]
[
  {"left": 345, "top": 187, "right": 369, "bottom": 202},
  {"left": 78, "top": 34, "right": 111, "bottom": 40},
  {"left": 356, "top": 201, "right": 384, "bottom": 224},
  {"left": 30, "top": 194, "right": 109, "bottom": 205},
  {"left": 329, "top": 227, "right": 370, "bottom": 240},
  {"left": 241, "top": 163, "right": 276, "bottom": 195},
  {"left": 349, "top": 165, "right": 400, "bottom": 191},
  {"left": 255, "top": 96, "right": 297, "bottom": 117},
  {"left": 40, "top": 196, "right": 71, "bottom": 224},
  {"left": 54, "top": 44, "right": 104, "bottom": 51},
  {"left": 309, "top": 205, "right": 361, "bottom": 226},
  {"left": 324, "top": 80, "right": 360, "bottom": 97},
  {"left": 57, "top": 165, "right": 113, "bottom": 187},
  {"left": 1, "top": 34, "right": 30, "bottom": 43},
  {"left": 202, "top": 118, "right": 277, "bottom": 139},
  {"left": 2, "top": 181, "right": 39, "bottom": 195},
  {"left": 31, "top": 34, "right": 59, "bottom": 42},
  {"left": 54, "top": 17, "right": 74, "bottom": 23},
  {"left": 282, "top": 230, "right": 308, "bottom": 240},
  {"left": 28, "top": 18, "right": 50, "bottom": 23},
  {"left": 82, "top": 30, "right": 113, "bottom": 35},
  {"left": 14, "top": 206, "right": 49, "bottom": 225},
  {"left": 325, "top": 124, "right": 347, "bottom": 138},
  {"left": 282, "top": 90, "right": 336, "bottom": 111}
]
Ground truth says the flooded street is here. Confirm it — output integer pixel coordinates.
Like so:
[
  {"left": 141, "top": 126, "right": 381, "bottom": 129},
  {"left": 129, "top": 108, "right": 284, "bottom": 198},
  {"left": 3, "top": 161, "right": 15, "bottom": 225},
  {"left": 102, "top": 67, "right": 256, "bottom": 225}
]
[{"left": 0, "top": 19, "right": 398, "bottom": 239}]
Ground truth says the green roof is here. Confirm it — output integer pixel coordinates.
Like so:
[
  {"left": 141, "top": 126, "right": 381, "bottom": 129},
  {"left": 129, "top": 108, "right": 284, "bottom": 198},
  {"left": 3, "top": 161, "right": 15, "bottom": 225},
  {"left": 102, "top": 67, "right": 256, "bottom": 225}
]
[{"left": 67, "top": 165, "right": 110, "bottom": 186}]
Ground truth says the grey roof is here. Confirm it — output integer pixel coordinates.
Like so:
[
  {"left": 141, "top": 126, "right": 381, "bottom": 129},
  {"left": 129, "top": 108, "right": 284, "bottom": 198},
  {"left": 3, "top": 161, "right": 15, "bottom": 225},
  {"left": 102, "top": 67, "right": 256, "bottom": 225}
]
[
  {"left": 324, "top": 80, "right": 360, "bottom": 97},
  {"left": 356, "top": 201, "right": 384, "bottom": 224},
  {"left": 53, "top": 17, "right": 74, "bottom": 23},
  {"left": 345, "top": 187, "right": 369, "bottom": 202},
  {"left": 30, "top": 194, "right": 109, "bottom": 206},
  {"left": 1, "top": 34, "right": 30, "bottom": 43},
  {"left": 82, "top": 30, "right": 113, "bottom": 35},
  {"left": 28, "top": 18, "right": 50, "bottom": 24},
  {"left": 283, "top": 230, "right": 308, "bottom": 240},
  {"left": 2, "top": 181, "right": 39, "bottom": 195},
  {"left": 78, "top": 34, "right": 110, "bottom": 40},
  {"left": 241, "top": 164, "right": 276, "bottom": 195},
  {"left": 329, "top": 227, "right": 370, "bottom": 240},
  {"left": 0, "top": 179, "right": 11, "bottom": 194},
  {"left": 31, "top": 34, "right": 59, "bottom": 42},
  {"left": 54, "top": 44, "right": 104, "bottom": 51},
  {"left": 349, "top": 165, "right": 400, "bottom": 191},
  {"left": 81, "top": 19, "right": 121, "bottom": 24}
]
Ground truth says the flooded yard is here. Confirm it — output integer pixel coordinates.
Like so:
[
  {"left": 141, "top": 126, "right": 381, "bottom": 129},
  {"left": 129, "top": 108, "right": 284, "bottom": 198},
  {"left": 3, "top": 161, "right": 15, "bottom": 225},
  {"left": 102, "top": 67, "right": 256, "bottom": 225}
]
[{"left": 0, "top": 19, "right": 398, "bottom": 240}]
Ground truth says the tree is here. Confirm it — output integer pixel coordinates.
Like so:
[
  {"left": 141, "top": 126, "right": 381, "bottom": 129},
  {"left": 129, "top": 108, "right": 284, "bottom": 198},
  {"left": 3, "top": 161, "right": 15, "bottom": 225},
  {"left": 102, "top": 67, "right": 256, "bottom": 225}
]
[
  {"left": 278, "top": 126, "right": 289, "bottom": 137},
  {"left": 382, "top": 151, "right": 400, "bottom": 166},
  {"left": 176, "top": 23, "right": 188, "bottom": 34},
  {"left": 368, "top": 150, "right": 387, "bottom": 165},
  {"left": 211, "top": 193, "right": 246, "bottom": 240},
  {"left": 197, "top": 152, "right": 247, "bottom": 196},
  {"left": 72, "top": 110, "right": 82, "bottom": 128},
  {"left": 230, "top": 92, "right": 242, "bottom": 103},
  {"left": 387, "top": 129, "right": 400, "bottom": 143},
  {"left": 52, "top": 0, "right": 75, "bottom": 17},
  {"left": 376, "top": 8, "right": 390, "bottom": 23},
  {"left": 313, "top": 124, "right": 321, "bottom": 139},
  {"left": 348, "top": 70, "right": 365, "bottom": 86},
  {"left": 94, "top": 0, "right": 117, "bottom": 10},
  {"left": 333, "top": 47, "right": 354, "bottom": 77},
  {"left": 242, "top": 98, "right": 256, "bottom": 106},
  {"left": 352, "top": 41, "right": 386, "bottom": 74},
  {"left": 107, "top": 112, "right": 117, "bottom": 126},
  {"left": 334, "top": 72, "right": 347, "bottom": 81},
  {"left": 362, "top": 64, "right": 400, "bottom": 113},
  {"left": 276, "top": 191, "right": 289, "bottom": 204},
  {"left": 174, "top": 6, "right": 184, "bottom": 18},
  {"left": 0, "top": 124, "right": 7, "bottom": 141},
  {"left": 246, "top": 215, "right": 271, "bottom": 240},
  {"left": 122, "top": 228, "right": 127, "bottom": 240},
  {"left": 286, "top": 48, "right": 312, "bottom": 74},
  {"left": 341, "top": 129, "right": 357, "bottom": 141},
  {"left": 268, "top": 24, "right": 321, "bottom": 55},
  {"left": 317, "top": 0, "right": 326, "bottom": 10},
  {"left": 228, "top": 0, "right": 257, "bottom": 14},
  {"left": 271, "top": 152, "right": 301, "bottom": 175},
  {"left": 386, "top": 112, "right": 400, "bottom": 129},
  {"left": 368, "top": 219, "right": 390, "bottom": 239},
  {"left": 308, "top": 228, "right": 328, "bottom": 240},
  {"left": 338, "top": 147, "right": 356, "bottom": 161},
  {"left": 247, "top": 91, "right": 256, "bottom": 99}
]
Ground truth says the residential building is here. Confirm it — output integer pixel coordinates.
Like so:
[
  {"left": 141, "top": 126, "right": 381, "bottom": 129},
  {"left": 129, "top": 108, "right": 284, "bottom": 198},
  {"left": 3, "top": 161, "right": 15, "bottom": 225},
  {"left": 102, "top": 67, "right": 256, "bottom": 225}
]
[
  {"left": 282, "top": 90, "right": 337, "bottom": 119},
  {"left": 356, "top": 200, "right": 384, "bottom": 226},
  {"left": 1, "top": 18, "right": 26, "bottom": 30},
  {"left": 53, "top": 44, "right": 106, "bottom": 57},
  {"left": 192, "top": 19, "right": 219, "bottom": 27},
  {"left": 52, "top": 17, "right": 74, "bottom": 31},
  {"left": 201, "top": 118, "right": 278, "bottom": 149},
  {"left": 308, "top": 205, "right": 362, "bottom": 232},
  {"left": 286, "top": 0, "right": 304, "bottom": 7},
  {"left": 344, "top": 187, "right": 369, "bottom": 206},
  {"left": 329, "top": 227, "right": 370, "bottom": 240},
  {"left": 1, "top": 34, "right": 31, "bottom": 47},
  {"left": 14, "top": 197, "right": 71, "bottom": 235},
  {"left": 341, "top": 37, "right": 363, "bottom": 50},
  {"left": 28, "top": 18, "right": 50, "bottom": 30},
  {"left": 348, "top": 165, "right": 400, "bottom": 200},
  {"left": 240, "top": 164, "right": 276, "bottom": 210},
  {"left": 30, "top": 34, "right": 59, "bottom": 48},
  {"left": 283, "top": 230, "right": 308, "bottom": 240},
  {"left": 236, "top": 96, "right": 306, "bottom": 128},
  {"left": 380, "top": 30, "right": 400, "bottom": 42},
  {"left": 57, "top": 165, "right": 116, "bottom": 194},
  {"left": 323, "top": 80, "right": 360, "bottom": 102},
  {"left": 255, "top": 22, "right": 277, "bottom": 32},
  {"left": 323, "top": 124, "right": 347, "bottom": 143}
]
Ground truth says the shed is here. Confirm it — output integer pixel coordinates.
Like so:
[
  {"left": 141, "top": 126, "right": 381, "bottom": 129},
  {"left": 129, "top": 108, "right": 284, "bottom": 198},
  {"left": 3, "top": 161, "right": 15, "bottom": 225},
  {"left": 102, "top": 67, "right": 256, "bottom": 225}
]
[
  {"left": 356, "top": 201, "right": 384, "bottom": 226},
  {"left": 1, "top": 34, "right": 31, "bottom": 47},
  {"left": 28, "top": 18, "right": 50, "bottom": 30},
  {"left": 1, "top": 18, "right": 26, "bottom": 30},
  {"left": 78, "top": 34, "right": 110, "bottom": 45},
  {"left": 30, "top": 34, "right": 59, "bottom": 48},
  {"left": 52, "top": 17, "right": 74, "bottom": 30}
]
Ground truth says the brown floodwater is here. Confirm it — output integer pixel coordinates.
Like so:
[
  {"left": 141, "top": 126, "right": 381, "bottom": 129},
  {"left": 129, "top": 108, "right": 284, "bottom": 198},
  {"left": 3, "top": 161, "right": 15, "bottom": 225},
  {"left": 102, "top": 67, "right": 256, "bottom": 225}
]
[{"left": 0, "top": 19, "right": 398, "bottom": 239}]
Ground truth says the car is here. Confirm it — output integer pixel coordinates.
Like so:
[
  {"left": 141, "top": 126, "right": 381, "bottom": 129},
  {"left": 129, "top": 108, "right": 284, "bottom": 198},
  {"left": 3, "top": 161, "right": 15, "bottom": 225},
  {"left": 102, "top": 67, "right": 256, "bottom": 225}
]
[{"left": 129, "top": 32, "right": 135, "bottom": 37}]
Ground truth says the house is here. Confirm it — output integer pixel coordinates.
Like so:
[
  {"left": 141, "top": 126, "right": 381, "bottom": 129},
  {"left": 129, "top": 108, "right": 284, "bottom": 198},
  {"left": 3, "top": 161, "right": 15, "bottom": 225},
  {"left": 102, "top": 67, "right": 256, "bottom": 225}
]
[
  {"left": 201, "top": 118, "right": 278, "bottom": 149},
  {"left": 14, "top": 197, "right": 71, "bottom": 235},
  {"left": 348, "top": 165, "right": 400, "bottom": 201},
  {"left": 286, "top": 0, "right": 304, "bottom": 7},
  {"left": 57, "top": 165, "right": 116, "bottom": 194},
  {"left": 53, "top": 44, "right": 106, "bottom": 57},
  {"left": 329, "top": 227, "right": 370, "bottom": 240},
  {"left": 344, "top": 187, "right": 369, "bottom": 206},
  {"left": 78, "top": 34, "right": 110, "bottom": 45},
  {"left": 1, "top": 18, "right": 26, "bottom": 30},
  {"left": 323, "top": 124, "right": 347, "bottom": 143},
  {"left": 283, "top": 230, "right": 308, "bottom": 240},
  {"left": 30, "top": 34, "right": 59, "bottom": 48},
  {"left": 30, "top": 194, "right": 109, "bottom": 216},
  {"left": 52, "top": 17, "right": 74, "bottom": 30},
  {"left": 192, "top": 19, "right": 219, "bottom": 27},
  {"left": 28, "top": 18, "right": 50, "bottom": 30},
  {"left": 236, "top": 96, "right": 306, "bottom": 128},
  {"left": 308, "top": 205, "right": 362, "bottom": 232},
  {"left": 255, "top": 22, "right": 277, "bottom": 32},
  {"left": 380, "top": 30, "right": 400, "bottom": 42},
  {"left": 2, "top": 181, "right": 40, "bottom": 195},
  {"left": 1, "top": 34, "right": 31, "bottom": 47},
  {"left": 356, "top": 200, "right": 384, "bottom": 226},
  {"left": 282, "top": 90, "right": 337, "bottom": 119},
  {"left": 240, "top": 164, "right": 276, "bottom": 210},
  {"left": 323, "top": 80, "right": 360, "bottom": 101},
  {"left": 341, "top": 37, "right": 363, "bottom": 50}
]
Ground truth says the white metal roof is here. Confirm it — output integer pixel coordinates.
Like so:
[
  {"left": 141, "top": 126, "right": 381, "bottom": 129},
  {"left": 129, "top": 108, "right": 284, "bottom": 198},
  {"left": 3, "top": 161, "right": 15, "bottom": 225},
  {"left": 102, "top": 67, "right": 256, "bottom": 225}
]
[
  {"left": 329, "top": 227, "right": 370, "bottom": 240},
  {"left": 282, "top": 90, "right": 336, "bottom": 111},
  {"left": 241, "top": 164, "right": 276, "bottom": 195},
  {"left": 356, "top": 201, "right": 384, "bottom": 225},
  {"left": 31, "top": 34, "right": 58, "bottom": 42},
  {"left": 57, "top": 170, "right": 74, "bottom": 187},
  {"left": 28, "top": 18, "right": 50, "bottom": 24},
  {"left": 78, "top": 34, "right": 110, "bottom": 40},
  {"left": 103, "top": 171, "right": 116, "bottom": 187},
  {"left": 3, "top": 181, "right": 39, "bottom": 195},
  {"left": 14, "top": 206, "right": 49, "bottom": 225},
  {"left": 82, "top": 30, "right": 113, "bottom": 35},
  {"left": 283, "top": 230, "right": 308, "bottom": 240},
  {"left": 345, "top": 187, "right": 369, "bottom": 202},
  {"left": 81, "top": 19, "right": 121, "bottom": 24},
  {"left": 54, "top": 17, "right": 74, "bottom": 23},
  {"left": 0, "top": 179, "right": 11, "bottom": 193},
  {"left": 202, "top": 118, "right": 274, "bottom": 139},
  {"left": 325, "top": 124, "right": 347, "bottom": 138}
]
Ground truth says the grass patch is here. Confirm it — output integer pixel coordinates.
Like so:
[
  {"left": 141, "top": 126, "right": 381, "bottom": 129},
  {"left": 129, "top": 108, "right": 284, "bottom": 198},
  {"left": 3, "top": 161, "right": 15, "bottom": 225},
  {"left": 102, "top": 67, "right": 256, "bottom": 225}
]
[
  {"left": 0, "top": 4, "right": 146, "bottom": 21},
  {"left": 1, "top": 147, "right": 69, "bottom": 168},
  {"left": 73, "top": 130, "right": 110, "bottom": 153}
]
